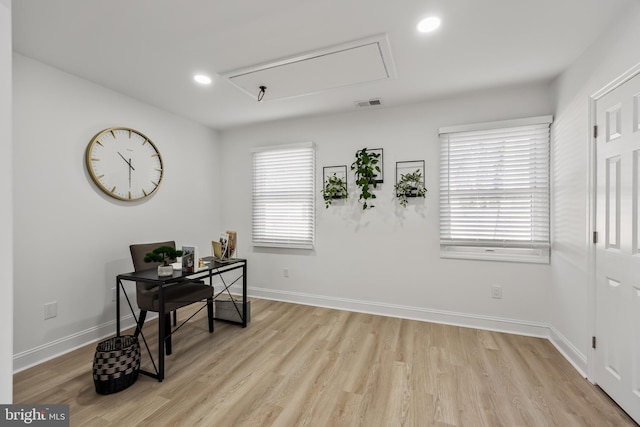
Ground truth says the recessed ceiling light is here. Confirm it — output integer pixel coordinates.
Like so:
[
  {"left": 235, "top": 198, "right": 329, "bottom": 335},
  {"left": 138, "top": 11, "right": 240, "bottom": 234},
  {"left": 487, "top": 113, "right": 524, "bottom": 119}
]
[
  {"left": 193, "top": 74, "right": 212, "bottom": 85},
  {"left": 417, "top": 16, "right": 441, "bottom": 33}
]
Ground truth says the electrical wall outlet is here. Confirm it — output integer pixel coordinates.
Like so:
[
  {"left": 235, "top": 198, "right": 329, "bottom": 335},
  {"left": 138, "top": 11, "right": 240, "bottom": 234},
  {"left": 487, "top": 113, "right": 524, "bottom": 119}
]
[
  {"left": 283, "top": 268, "right": 289, "bottom": 278},
  {"left": 111, "top": 287, "right": 117, "bottom": 302},
  {"left": 44, "top": 301, "right": 58, "bottom": 320},
  {"left": 491, "top": 285, "right": 502, "bottom": 299}
]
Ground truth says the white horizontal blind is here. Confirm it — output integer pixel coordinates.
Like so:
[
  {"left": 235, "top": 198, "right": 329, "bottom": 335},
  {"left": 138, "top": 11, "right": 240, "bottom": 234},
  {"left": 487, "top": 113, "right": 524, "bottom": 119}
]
[
  {"left": 252, "top": 143, "right": 315, "bottom": 249},
  {"left": 439, "top": 118, "right": 551, "bottom": 252}
]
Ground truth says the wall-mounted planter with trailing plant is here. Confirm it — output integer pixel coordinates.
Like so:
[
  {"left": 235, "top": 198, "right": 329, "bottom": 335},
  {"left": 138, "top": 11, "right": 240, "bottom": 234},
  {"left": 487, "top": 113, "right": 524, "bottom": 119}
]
[
  {"left": 351, "top": 148, "right": 383, "bottom": 210},
  {"left": 321, "top": 165, "right": 348, "bottom": 208},
  {"left": 394, "top": 160, "right": 427, "bottom": 207}
]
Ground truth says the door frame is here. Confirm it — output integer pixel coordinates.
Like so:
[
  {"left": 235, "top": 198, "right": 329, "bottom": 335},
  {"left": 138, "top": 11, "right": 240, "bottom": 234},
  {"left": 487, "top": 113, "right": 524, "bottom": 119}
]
[{"left": 587, "top": 62, "right": 640, "bottom": 383}]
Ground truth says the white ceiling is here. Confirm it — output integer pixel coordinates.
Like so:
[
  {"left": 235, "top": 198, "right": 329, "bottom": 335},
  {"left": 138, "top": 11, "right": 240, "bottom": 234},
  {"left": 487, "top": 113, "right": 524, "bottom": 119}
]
[{"left": 11, "top": 0, "right": 634, "bottom": 130}]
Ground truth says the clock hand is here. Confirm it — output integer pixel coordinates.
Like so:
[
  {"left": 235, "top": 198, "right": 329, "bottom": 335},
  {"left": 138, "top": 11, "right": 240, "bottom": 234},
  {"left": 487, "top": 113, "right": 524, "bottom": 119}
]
[{"left": 117, "top": 151, "right": 136, "bottom": 171}]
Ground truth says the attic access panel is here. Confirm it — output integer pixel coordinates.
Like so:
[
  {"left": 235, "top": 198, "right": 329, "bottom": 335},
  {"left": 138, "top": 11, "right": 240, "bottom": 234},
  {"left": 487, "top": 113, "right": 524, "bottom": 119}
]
[{"left": 222, "top": 34, "right": 396, "bottom": 101}]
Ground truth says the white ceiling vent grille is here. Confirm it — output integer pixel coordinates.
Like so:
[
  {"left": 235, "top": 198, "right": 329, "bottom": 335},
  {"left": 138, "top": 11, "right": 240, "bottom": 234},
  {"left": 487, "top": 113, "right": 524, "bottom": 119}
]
[
  {"left": 355, "top": 98, "right": 382, "bottom": 108},
  {"left": 222, "top": 34, "right": 396, "bottom": 101}
]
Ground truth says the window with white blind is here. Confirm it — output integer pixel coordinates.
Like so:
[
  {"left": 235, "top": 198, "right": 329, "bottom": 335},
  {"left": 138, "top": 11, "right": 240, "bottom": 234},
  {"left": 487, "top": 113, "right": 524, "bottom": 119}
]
[
  {"left": 252, "top": 142, "right": 315, "bottom": 249},
  {"left": 439, "top": 116, "right": 552, "bottom": 263}
]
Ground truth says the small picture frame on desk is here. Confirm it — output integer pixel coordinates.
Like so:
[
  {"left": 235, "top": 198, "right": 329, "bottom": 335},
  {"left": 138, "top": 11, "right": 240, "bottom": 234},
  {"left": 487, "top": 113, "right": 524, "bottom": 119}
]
[
  {"left": 219, "top": 233, "right": 229, "bottom": 258},
  {"left": 226, "top": 230, "right": 237, "bottom": 258},
  {"left": 181, "top": 245, "right": 197, "bottom": 273}
]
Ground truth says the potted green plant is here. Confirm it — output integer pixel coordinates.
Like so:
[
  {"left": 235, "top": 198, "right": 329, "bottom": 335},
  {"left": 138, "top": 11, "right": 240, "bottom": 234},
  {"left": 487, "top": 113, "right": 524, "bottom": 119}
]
[
  {"left": 321, "top": 173, "right": 348, "bottom": 208},
  {"left": 394, "top": 169, "right": 427, "bottom": 207},
  {"left": 350, "top": 148, "right": 381, "bottom": 210},
  {"left": 144, "top": 246, "right": 182, "bottom": 276}
]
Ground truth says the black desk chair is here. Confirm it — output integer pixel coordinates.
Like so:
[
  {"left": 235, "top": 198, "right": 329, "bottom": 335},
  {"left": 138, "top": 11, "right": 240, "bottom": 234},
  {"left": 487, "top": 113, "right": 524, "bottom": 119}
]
[{"left": 129, "top": 241, "right": 214, "bottom": 355}]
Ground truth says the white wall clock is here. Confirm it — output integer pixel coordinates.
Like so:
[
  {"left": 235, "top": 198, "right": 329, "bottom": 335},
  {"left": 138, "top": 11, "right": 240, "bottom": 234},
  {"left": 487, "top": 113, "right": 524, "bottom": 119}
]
[{"left": 85, "top": 127, "right": 164, "bottom": 201}]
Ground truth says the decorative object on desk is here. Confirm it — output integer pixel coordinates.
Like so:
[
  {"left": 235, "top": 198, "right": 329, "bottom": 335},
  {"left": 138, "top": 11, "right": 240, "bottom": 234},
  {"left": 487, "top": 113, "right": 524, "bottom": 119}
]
[
  {"left": 181, "top": 245, "right": 197, "bottom": 273},
  {"left": 212, "top": 240, "right": 222, "bottom": 258},
  {"left": 144, "top": 245, "right": 182, "bottom": 276},
  {"left": 394, "top": 160, "right": 427, "bottom": 207},
  {"left": 351, "top": 148, "right": 382, "bottom": 210},
  {"left": 218, "top": 233, "right": 229, "bottom": 259},
  {"left": 321, "top": 165, "right": 348, "bottom": 208},
  {"left": 226, "top": 230, "right": 237, "bottom": 257},
  {"left": 85, "top": 127, "right": 164, "bottom": 201},
  {"left": 92, "top": 335, "right": 140, "bottom": 395}
]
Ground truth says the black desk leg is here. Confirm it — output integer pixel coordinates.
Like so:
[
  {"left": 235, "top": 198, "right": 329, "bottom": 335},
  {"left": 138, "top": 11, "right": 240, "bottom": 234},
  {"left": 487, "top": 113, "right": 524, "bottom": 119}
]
[
  {"left": 158, "top": 285, "right": 165, "bottom": 382},
  {"left": 242, "top": 263, "right": 247, "bottom": 328},
  {"left": 208, "top": 270, "right": 214, "bottom": 333},
  {"left": 116, "top": 278, "right": 121, "bottom": 337}
]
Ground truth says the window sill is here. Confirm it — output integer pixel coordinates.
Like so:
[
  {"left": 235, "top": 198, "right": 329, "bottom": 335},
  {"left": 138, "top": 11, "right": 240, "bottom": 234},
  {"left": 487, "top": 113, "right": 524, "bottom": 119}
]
[
  {"left": 440, "top": 245, "right": 550, "bottom": 264},
  {"left": 253, "top": 242, "right": 314, "bottom": 250}
]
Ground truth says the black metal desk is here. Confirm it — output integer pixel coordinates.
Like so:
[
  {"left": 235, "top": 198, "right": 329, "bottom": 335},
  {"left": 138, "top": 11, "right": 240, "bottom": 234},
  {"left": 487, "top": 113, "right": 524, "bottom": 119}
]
[{"left": 116, "top": 257, "right": 247, "bottom": 381}]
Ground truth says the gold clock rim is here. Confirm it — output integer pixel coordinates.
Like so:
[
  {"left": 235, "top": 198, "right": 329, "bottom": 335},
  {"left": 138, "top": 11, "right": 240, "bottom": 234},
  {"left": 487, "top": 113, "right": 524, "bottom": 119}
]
[{"left": 85, "top": 126, "right": 164, "bottom": 202}]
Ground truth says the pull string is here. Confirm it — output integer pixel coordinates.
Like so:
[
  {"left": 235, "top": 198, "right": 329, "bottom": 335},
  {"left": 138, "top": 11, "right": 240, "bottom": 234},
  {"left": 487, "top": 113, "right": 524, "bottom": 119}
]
[{"left": 257, "top": 85, "right": 267, "bottom": 102}]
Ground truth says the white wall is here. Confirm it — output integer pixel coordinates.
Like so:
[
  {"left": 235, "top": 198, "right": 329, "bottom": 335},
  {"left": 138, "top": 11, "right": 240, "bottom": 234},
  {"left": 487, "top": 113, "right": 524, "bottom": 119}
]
[
  {"left": 12, "top": 54, "right": 222, "bottom": 371},
  {"left": 220, "top": 82, "right": 554, "bottom": 334},
  {"left": 1, "top": 0, "right": 13, "bottom": 402},
  {"left": 550, "top": 2, "right": 640, "bottom": 375}
]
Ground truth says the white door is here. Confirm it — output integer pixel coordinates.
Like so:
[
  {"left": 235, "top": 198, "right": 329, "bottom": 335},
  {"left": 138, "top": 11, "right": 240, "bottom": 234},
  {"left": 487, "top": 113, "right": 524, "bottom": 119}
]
[{"left": 594, "top": 71, "right": 640, "bottom": 424}]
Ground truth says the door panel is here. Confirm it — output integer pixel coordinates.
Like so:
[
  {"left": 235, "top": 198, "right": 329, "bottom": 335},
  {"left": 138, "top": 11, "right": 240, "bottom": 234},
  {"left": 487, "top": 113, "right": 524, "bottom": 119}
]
[{"left": 605, "top": 155, "right": 621, "bottom": 249}]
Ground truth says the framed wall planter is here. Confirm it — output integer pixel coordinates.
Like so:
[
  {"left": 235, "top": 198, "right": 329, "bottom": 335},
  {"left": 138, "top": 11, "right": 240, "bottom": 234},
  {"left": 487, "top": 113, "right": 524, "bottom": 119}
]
[
  {"left": 351, "top": 148, "right": 383, "bottom": 210},
  {"left": 322, "top": 165, "right": 348, "bottom": 208},
  {"left": 395, "top": 160, "right": 427, "bottom": 207}
]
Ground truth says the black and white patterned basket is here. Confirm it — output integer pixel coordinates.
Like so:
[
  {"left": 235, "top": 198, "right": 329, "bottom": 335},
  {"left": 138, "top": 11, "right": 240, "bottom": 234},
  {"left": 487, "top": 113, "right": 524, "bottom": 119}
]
[{"left": 92, "top": 335, "right": 140, "bottom": 395}]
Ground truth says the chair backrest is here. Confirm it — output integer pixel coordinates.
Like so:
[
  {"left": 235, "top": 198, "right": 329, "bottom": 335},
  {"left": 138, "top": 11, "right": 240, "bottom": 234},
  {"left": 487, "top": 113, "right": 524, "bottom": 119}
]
[{"left": 130, "top": 241, "right": 177, "bottom": 272}]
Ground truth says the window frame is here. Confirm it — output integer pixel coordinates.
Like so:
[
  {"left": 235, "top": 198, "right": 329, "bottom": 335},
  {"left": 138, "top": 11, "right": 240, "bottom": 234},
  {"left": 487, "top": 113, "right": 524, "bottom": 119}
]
[
  {"left": 251, "top": 142, "right": 316, "bottom": 250},
  {"left": 438, "top": 116, "right": 552, "bottom": 264}
]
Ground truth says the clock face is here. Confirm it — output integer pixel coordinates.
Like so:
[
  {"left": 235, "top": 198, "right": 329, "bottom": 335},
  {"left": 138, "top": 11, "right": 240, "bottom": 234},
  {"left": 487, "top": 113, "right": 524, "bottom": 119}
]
[{"left": 86, "top": 127, "right": 164, "bottom": 201}]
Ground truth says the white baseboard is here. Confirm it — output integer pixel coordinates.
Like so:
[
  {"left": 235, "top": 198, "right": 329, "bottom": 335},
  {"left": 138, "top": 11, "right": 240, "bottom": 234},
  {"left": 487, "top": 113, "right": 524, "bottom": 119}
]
[
  {"left": 13, "top": 313, "right": 144, "bottom": 373},
  {"left": 248, "top": 286, "right": 550, "bottom": 338},
  {"left": 548, "top": 325, "right": 588, "bottom": 377}
]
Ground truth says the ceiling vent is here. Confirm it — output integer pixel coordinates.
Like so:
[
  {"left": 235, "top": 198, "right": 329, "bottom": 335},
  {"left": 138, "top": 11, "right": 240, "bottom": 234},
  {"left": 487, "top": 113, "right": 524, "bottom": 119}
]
[
  {"left": 222, "top": 34, "right": 396, "bottom": 101},
  {"left": 355, "top": 98, "right": 382, "bottom": 108}
]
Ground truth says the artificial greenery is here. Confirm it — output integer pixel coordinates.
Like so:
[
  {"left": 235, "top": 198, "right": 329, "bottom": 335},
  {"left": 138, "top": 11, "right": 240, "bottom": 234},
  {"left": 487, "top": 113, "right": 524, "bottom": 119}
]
[
  {"left": 144, "top": 246, "right": 183, "bottom": 266},
  {"left": 321, "top": 173, "right": 348, "bottom": 208},
  {"left": 350, "top": 148, "right": 381, "bottom": 210},
  {"left": 394, "top": 169, "right": 427, "bottom": 207}
]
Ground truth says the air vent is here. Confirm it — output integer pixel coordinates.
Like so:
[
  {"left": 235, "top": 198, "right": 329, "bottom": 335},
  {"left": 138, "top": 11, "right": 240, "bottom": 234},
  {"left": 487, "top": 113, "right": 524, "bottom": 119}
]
[{"left": 355, "top": 98, "right": 383, "bottom": 108}]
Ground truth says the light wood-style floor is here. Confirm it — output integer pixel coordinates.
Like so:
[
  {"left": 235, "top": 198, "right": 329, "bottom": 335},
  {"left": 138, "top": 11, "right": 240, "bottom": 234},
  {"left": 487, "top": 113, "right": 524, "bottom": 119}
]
[{"left": 14, "top": 298, "right": 636, "bottom": 426}]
